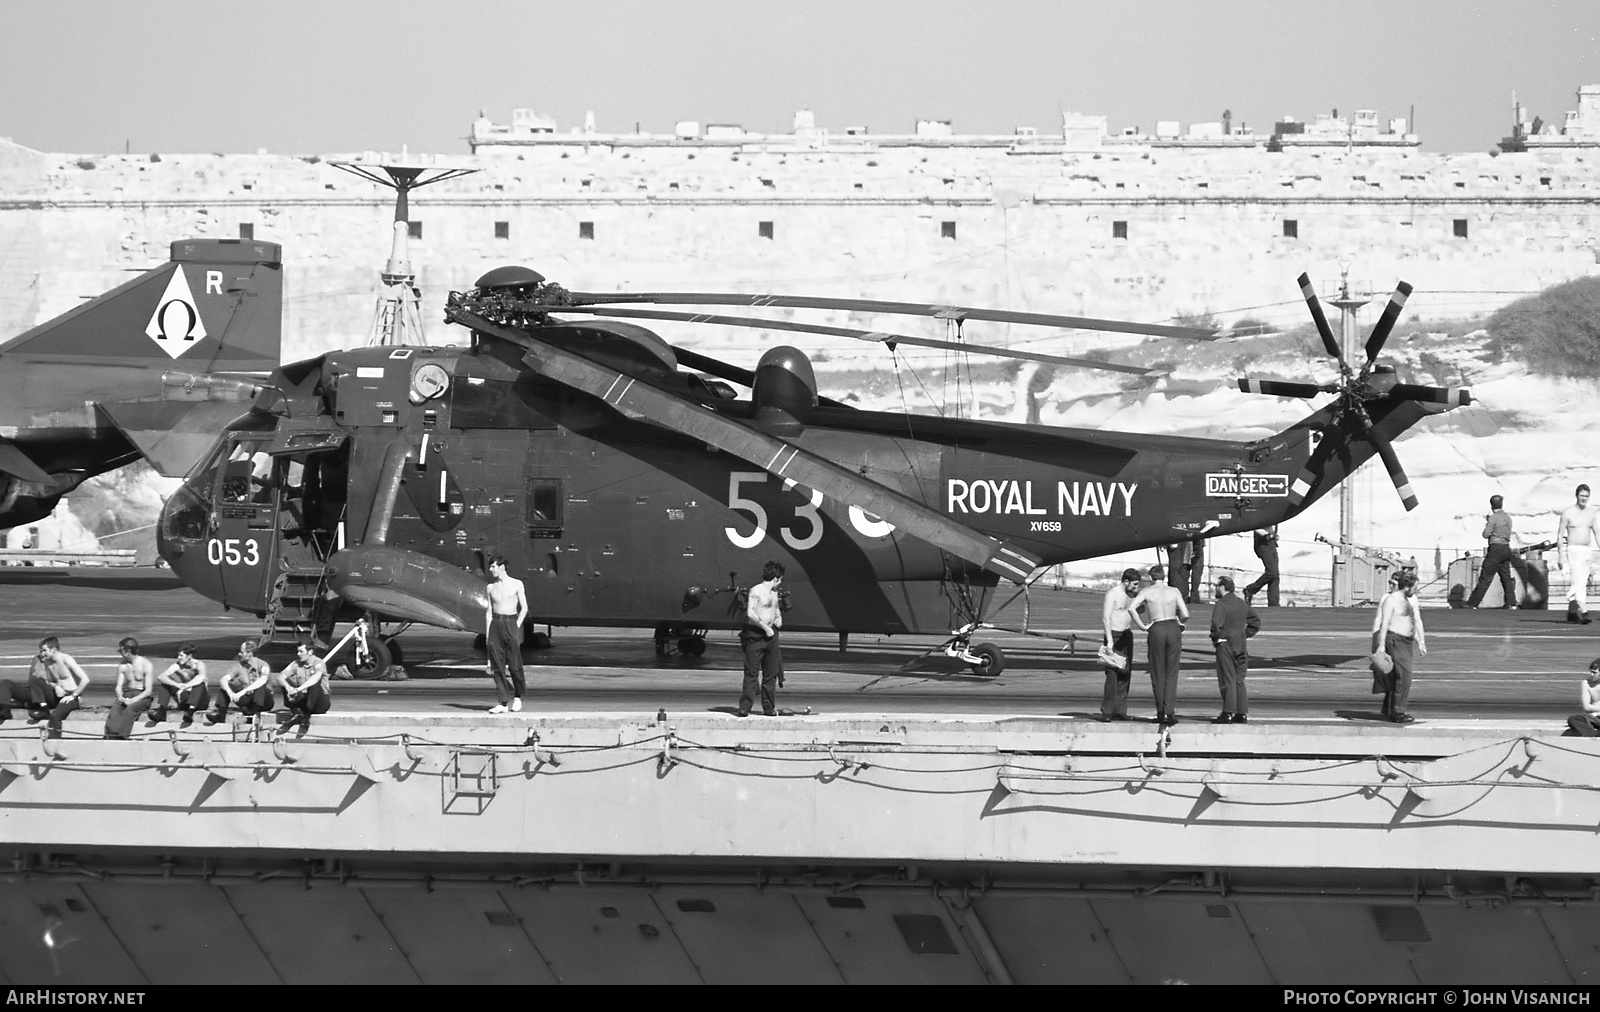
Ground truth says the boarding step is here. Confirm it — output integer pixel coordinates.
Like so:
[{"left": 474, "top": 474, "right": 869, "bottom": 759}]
[{"left": 261, "top": 565, "right": 333, "bottom": 647}]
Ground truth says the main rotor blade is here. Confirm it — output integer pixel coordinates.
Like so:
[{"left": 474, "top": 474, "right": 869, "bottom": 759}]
[
  {"left": 1297, "top": 273, "right": 1342, "bottom": 361},
  {"left": 553, "top": 306, "right": 1151, "bottom": 375},
  {"left": 456, "top": 309, "right": 1044, "bottom": 583},
  {"left": 1238, "top": 378, "right": 1330, "bottom": 399},
  {"left": 1364, "top": 281, "right": 1413, "bottom": 363},
  {"left": 566, "top": 291, "right": 1223, "bottom": 342},
  {"left": 1385, "top": 383, "right": 1472, "bottom": 408},
  {"left": 1356, "top": 409, "right": 1420, "bottom": 511}
]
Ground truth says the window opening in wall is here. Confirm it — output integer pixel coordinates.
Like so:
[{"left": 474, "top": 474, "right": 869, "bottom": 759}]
[
  {"left": 758, "top": 221, "right": 774, "bottom": 240},
  {"left": 407, "top": 221, "right": 422, "bottom": 240},
  {"left": 238, "top": 223, "right": 254, "bottom": 240},
  {"left": 494, "top": 221, "right": 510, "bottom": 240},
  {"left": 1540, "top": 176, "right": 1552, "bottom": 187},
  {"left": 1282, "top": 219, "right": 1298, "bottom": 239},
  {"left": 941, "top": 221, "right": 956, "bottom": 240},
  {"left": 579, "top": 221, "right": 595, "bottom": 240},
  {"left": 1453, "top": 219, "right": 1468, "bottom": 239},
  {"left": 1112, "top": 220, "right": 1128, "bottom": 239}
]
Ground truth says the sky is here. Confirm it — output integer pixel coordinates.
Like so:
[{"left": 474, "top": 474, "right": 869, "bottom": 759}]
[{"left": 1, "top": 1, "right": 1595, "bottom": 155}]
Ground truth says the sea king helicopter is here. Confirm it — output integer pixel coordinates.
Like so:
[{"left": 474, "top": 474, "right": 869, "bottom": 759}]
[{"left": 155, "top": 269, "right": 1469, "bottom": 677}]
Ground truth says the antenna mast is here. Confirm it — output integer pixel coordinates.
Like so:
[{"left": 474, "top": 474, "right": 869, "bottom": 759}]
[{"left": 330, "top": 154, "right": 479, "bottom": 346}]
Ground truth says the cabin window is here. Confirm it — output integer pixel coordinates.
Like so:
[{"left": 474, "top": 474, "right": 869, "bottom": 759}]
[
  {"left": 941, "top": 221, "right": 956, "bottom": 239},
  {"left": 758, "top": 220, "right": 774, "bottom": 240},
  {"left": 579, "top": 221, "right": 595, "bottom": 240},
  {"left": 408, "top": 220, "right": 423, "bottom": 240},
  {"left": 526, "top": 478, "right": 564, "bottom": 535},
  {"left": 1453, "top": 218, "right": 1469, "bottom": 239},
  {"left": 494, "top": 221, "right": 510, "bottom": 239},
  {"left": 1112, "top": 220, "right": 1128, "bottom": 239},
  {"left": 1282, "top": 219, "right": 1298, "bottom": 239}
]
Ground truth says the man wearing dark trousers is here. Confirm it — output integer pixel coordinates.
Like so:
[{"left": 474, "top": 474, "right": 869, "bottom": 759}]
[
  {"left": 1099, "top": 568, "right": 1142, "bottom": 721},
  {"left": 1129, "top": 564, "right": 1189, "bottom": 726},
  {"left": 1467, "top": 494, "right": 1517, "bottom": 608},
  {"left": 1208, "top": 575, "right": 1261, "bottom": 723},
  {"left": 484, "top": 553, "right": 529, "bottom": 714},
  {"left": 1244, "top": 525, "right": 1281, "bottom": 607},
  {"left": 736, "top": 561, "right": 785, "bottom": 717}
]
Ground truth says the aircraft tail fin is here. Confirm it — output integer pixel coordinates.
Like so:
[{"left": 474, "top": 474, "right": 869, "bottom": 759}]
[{"left": 0, "top": 238, "right": 282, "bottom": 371}]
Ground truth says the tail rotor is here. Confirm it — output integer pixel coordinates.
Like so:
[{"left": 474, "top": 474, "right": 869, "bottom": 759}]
[{"left": 1238, "top": 276, "right": 1470, "bottom": 512}]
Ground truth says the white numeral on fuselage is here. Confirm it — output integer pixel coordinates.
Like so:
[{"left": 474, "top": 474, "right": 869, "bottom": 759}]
[
  {"left": 724, "top": 473, "right": 895, "bottom": 550},
  {"left": 207, "top": 537, "right": 260, "bottom": 566}
]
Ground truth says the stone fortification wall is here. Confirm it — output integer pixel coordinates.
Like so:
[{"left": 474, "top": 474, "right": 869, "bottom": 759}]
[{"left": 1, "top": 143, "right": 1596, "bottom": 362}]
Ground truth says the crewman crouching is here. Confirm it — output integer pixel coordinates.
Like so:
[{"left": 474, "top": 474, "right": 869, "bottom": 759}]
[
  {"left": 151, "top": 642, "right": 210, "bottom": 727},
  {"left": 207, "top": 640, "right": 274, "bottom": 725},
  {"left": 278, "top": 641, "right": 331, "bottom": 732}
]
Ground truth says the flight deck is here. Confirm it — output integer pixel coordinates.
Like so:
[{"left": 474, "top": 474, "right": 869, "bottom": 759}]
[{"left": 2, "top": 568, "right": 1599, "bottom": 985}]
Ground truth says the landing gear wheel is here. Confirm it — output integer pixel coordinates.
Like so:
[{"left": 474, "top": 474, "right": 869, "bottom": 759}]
[
  {"left": 473, "top": 633, "right": 488, "bottom": 652},
  {"left": 969, "top": 642, "right": 1005, "bottom": 677},
  {"left": 678, "top": 636, "right": 706, "bottom": 657},
  {"left": 355, "top": 634, "right": 393, "bottom": 680},
  {"left": 382, "top": 637, "right": 403, "bottom": 666}
]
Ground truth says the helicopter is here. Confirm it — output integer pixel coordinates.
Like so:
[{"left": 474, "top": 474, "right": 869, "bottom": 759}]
[
  {"left": 0, "top": 239, "right": 281, "bottom": 529},
  {"left": 154, "top": 268, "right": 1469, "bottom": 677}
]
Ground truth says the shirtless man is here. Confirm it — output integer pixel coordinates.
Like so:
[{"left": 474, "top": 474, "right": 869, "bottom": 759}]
[
  {"left": 207, "top": 640, "right": 274, "bottom": 725},
  {"left": 31, "top": 637, "right": 90, "bottom": 738},
  {"left": 1098, "top": 568, "right": 1143, "bottom": 721},
  {"left": 1375, "top": 571, "right": 1428, "bottom": 724},
  {"left": 151, "top": 642, "right": 210, "bottom": 726},
  {"left": 1557, "top": 484, "right": 1597, "bottom": 624},
  {"left": 737, "top": 561, "right": 786, "bottom": 717},
  {"left": 106, "top": 637, "right": 155, "bottom": 739},
  {"left": 1129, "top": 564, "right": 1190, "bottom": 725},
  {"left": 484, "top": 553, "right": 529, "bottom": 715}
]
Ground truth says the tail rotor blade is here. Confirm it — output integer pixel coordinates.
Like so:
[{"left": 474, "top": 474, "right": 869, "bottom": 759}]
[
  {"left": 1298, "top": 273, "right": 1341, "bottom": 360},
  {"left": 1364, "top": 422, "right": 1420, "bottom": 512},
  {"left": 1386, "top": 383, "right": 1472, "bottom": 408},
  {"left": 1364, "top": 281, "right": 1413, "bottom": 363},
  {"left": 1238, "top": 378, "right": 1327, "bottom": 399},
  {"left": 1288, "top": 426, "right": 1341, "bottom": 508}
]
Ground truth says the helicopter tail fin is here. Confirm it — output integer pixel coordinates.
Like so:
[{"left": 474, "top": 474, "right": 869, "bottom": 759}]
[{"left": 0, "top": 238, "right": 282, "bottom": 371}]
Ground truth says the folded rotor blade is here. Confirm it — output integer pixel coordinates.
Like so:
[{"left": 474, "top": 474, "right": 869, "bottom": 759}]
[
  {"left": 1238, "top": 378, "right": 1329, "bottom": 399},
  {"left": 1297, "top": 273, "right": 1342, "bottom": 360},
  {"left": 1364, "top": 281, "right": 1413, "bottom": 363},
  {"left": 566, "top": 291, "right": 1223, "bottom": 342},
  {"left": 455, "top": 309, "right": 1044, "bottom": 584},
  {"left": 1359, "top": 415, "right": 1420, "bottom": 512},
  {"left": 1385, "top": 383, "right": 1471, "bottom": 408},
  {"left": 554, "top": 306, "right": 1151, "bottom": 375}
]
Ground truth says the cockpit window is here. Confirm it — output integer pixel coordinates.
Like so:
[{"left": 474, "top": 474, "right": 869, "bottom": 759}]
[{"left": 219, "top": 444, "right": 274, "bottom": 504}]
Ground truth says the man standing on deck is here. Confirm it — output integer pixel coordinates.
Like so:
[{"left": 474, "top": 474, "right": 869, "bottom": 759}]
[
  {"left": 1466, "top": 494, "right": 1518, "bottom": 609},
  {"left": 1557, "top": 484, "right": 1597, "bottom": 624},
  {"left": 1245, "top": 525, "right": 1281, "bottom": 607},
  {"left": 485, "top": 553, "right": 529, "bottom": 715},
  {"left": 1375, "top": 571, "right": 1427, "bottom": 723},
  {"left": 1129, "top": 564, "right": 1189, "bottom": 726},
  {"left": 1209, "top": 576, "right": 1260, "bottom": 724},
  {"left": 1099, "top": 568, "right": 1143, "bottom": 721},
  {"left": 737, "top": 561, "right": 786, "bottom": 717}
]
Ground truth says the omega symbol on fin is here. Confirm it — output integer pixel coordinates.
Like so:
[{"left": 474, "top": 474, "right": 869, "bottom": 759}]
[{"left": 144, "top": 265, "right": 208, "bottom": 358}]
